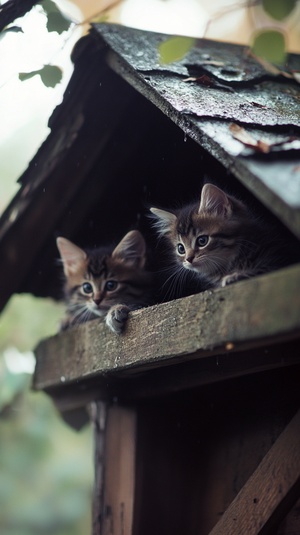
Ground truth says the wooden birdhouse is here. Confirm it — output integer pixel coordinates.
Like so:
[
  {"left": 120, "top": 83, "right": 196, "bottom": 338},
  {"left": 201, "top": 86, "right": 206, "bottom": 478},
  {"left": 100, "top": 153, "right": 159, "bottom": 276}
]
[{"left": 1, "top": 23, "right": 300, "bottom": 535}]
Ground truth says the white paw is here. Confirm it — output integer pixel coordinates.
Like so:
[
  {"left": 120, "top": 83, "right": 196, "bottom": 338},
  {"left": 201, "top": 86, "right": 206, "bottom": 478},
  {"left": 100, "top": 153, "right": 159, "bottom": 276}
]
[
  {"left": 221, "top": 272, "right": 247, "bottom": 287},
  {"left": 105, "top": 305, "right": 130, "bottom": 334}
]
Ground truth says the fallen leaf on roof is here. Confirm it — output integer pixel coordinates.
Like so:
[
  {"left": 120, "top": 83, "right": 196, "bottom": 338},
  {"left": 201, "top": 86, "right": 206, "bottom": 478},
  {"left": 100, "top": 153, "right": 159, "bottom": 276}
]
[
  {"left": 229, "top": 123, "right": 300, "bottom": 155},
  {"left": 229, "top": 123, "right": 270, "bottom": 153},
  {"left": 183, "top": 74, "right": 234, "bottom": 92}
]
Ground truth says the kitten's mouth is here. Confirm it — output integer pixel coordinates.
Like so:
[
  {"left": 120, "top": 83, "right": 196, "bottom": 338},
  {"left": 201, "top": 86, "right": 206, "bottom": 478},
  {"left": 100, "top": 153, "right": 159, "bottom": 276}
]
[
  {"left": 183, "top": 262, "right": 201, "bottom": 273},
  {"left": 90, "top": 305, "right": 107, "bottom": 317},
  {"left": 184, "top": 261, "right": 219, "bottom": 279}
]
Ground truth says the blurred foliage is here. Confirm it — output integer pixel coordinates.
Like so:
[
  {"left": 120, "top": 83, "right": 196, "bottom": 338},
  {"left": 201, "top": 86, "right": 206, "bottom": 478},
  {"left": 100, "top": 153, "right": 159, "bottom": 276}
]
[
  {"left": 0, "top": 294, "right": 64, "bottom": 352},
  {"left": 159, "top": 0, "right": 299, "bottom": 66},
  {"left": 19, "top": 66, "right": 63, "bottom": 88},
  {"left": 42, "top": 0, "right": 72, "bottom": 34},
  {"left": 0, "top": 295, "right": 93, "bottom": 535},
  {"left": 159, "top": 36, "right": 196, "bottom": 64},
  {"left": 262, "top": 0, "right": 297, "bottom": 20},
  {"left": 0, "top": 0, "right": 72, "bottom": 89},
  {"left": 252, "top": 29, "right": 286, "bottom": 64}
]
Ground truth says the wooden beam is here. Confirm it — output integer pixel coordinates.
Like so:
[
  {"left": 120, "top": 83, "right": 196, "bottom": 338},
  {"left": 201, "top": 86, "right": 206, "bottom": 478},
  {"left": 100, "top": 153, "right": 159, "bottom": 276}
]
[
  {"left": 208, "top": 409, "right": 300, "bottom": 535},
  {"left": 100, "top": 406, "right": 136, "bottom": 535},
  {"left": 34, "top": 264, "right": 300, "bottom": 392}
]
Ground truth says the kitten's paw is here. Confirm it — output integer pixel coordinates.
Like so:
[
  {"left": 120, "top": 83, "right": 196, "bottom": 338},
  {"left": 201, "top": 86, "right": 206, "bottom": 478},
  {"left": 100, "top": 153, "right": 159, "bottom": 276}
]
[
  {"left": 106, "top": 305, "right": 130, "bottom": 334},
  {"left": 220, "top": 272, "right": 248, "bottom": 287}
]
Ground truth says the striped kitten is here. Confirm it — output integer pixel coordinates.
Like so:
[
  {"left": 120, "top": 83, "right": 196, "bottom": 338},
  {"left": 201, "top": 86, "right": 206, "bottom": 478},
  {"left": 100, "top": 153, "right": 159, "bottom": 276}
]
[
  {"left": 57, "top": 230, "right": 153, "bottom": 334},
  {"left": 151, "top": 183, "right": 296, "bottom": 291}
]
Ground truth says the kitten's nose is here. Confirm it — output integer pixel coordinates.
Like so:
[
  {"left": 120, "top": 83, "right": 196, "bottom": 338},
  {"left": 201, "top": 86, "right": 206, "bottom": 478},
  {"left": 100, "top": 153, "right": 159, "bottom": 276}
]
[
  {"left": 93, "top": 298, "right": 101, "bottom": 306},
  {"left": 186, "top": 254, "right": 194, "bottom": 264}
]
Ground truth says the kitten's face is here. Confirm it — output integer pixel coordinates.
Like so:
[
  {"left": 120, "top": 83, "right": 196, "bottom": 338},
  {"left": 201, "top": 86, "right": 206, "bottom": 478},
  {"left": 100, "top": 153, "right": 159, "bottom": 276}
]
[
  {"left": 151, "top": 184, "right": 248, "bottom": 283},
  {"left": 57, "top": 231, "right": 149, "bottom": 326}
]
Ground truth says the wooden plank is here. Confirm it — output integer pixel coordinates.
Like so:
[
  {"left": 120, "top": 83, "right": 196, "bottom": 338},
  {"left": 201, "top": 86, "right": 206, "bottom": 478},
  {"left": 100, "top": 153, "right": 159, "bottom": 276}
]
[
  {"left": 91, "top": 402, "right": 107, "bottom": 535},
  {"left": 101, "top": 406, "right": 136, "bottom": 535},
  {"left": 208, "top": 409, "right": 300, "bottom": 535},
  {"left": 48, "top": 342, "right": 300, "bottom": 411},
  {"left": 34, "top": 264, "right": 300, "bottom": 391}
]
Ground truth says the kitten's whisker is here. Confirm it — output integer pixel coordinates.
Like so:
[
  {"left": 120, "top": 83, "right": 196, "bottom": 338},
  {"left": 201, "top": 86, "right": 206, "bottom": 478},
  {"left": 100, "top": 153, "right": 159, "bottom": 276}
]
[
  {"left": 69, "top": 304, "right": 94, "bottom": 325},
  {"left": 160, "top": 266, "right": 186, "bottom": 300}
]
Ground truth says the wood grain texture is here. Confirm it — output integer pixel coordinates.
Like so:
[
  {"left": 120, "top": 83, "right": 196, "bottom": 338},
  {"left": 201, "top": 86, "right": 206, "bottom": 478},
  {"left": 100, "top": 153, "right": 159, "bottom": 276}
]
[
  {"left": 34, "top": 264, "right": 300, "bottom": 391},
  {"left": 208, "top": 409, "right": 300, "bottom": 535},
  {"left": 91, "top": 402, "right": 107, "bottom": 535},
  {"left": 101, "top": 406, "right": 136, "bottom": 535}
]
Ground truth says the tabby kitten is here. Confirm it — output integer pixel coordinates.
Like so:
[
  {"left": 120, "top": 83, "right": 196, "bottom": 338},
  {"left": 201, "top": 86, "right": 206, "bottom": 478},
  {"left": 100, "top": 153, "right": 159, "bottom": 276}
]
[
  {"left": 57, "top": 230, "right": 153, "bottom": 334},
  {"left": 151, "top": 183, "right": 295, "bottom": 291}
]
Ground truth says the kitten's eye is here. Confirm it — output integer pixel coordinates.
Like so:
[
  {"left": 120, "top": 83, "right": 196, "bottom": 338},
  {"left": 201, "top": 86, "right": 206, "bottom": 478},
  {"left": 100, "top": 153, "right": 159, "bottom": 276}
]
[
  {"left": 177, "top": 243, "right": 185, "bottom": 255},
  {"left": 105, "top": 280, "right": 118, "bottom": 291},
  {"left": 82, "top": 282, "right": 93, "bottom": 294},
  {"left": 196, "top": 235, "right": 209, "bottom": 247}
]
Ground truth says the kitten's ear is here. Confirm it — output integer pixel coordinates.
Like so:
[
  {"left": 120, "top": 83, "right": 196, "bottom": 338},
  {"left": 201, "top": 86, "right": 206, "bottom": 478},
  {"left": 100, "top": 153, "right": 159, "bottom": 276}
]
[
  {"left": 56, "top": 237, "right": 87, "bottom": 277},
  {"left": 150, "top": 207, "right": 177, "bottom": 234},
  {"left": 112, "top": 230, "right": 146, "bottom": 268},
  {"left": 199, "top": 184, "right": 232, "bottom": 218}
]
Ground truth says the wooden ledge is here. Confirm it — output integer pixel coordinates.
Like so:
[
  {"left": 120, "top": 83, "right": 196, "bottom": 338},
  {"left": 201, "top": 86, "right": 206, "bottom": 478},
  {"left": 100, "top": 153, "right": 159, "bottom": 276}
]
[{"left": 34, "top": 264, "right": 300, "bottom": 397}]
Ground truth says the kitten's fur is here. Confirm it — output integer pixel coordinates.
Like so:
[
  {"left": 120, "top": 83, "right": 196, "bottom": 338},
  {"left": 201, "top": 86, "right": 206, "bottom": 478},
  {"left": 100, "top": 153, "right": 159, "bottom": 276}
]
[
  {"left": 57, "top": 230, "right": 153, "bottom": 334},
  {"left": 151, "top": 183, "right": 298, "bottom": 291}
]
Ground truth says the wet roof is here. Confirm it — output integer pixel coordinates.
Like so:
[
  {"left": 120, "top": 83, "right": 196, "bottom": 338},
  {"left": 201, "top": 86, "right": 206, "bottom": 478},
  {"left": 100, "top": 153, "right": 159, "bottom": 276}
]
[{"left": 96, "top": 23, "right": 300, "bottom": 235}]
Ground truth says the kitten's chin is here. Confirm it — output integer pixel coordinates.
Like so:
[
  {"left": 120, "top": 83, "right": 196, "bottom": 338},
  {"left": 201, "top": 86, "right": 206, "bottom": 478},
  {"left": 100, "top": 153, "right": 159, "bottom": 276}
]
[
  {"left": 183, "top": 262, "right": 201, "bottom": 275},
  {"left": 183, "top": 262, "right": 220, "bottom": 283}
]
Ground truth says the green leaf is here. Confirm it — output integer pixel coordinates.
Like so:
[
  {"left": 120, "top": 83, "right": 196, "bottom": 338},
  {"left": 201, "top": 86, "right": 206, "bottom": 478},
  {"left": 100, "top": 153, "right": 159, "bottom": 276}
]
[
  {"left": 41, "top": 0, "right": 71, "bottom": 33},
  {"left": 46, "top": 11, "right": 71, "bottom": 33},
  {"left": 252, "top": 29, "right": 286, "bottom": 64},
  {"left": 19, "top": 65, "right": 63, "bottom": 87},
  {"left": 262, "top": 0, "right": 297, "bottom": 20},
  {"left": 159, "top": 36, "right": 196, "bottom": 64},
  {"left": 39, "top": 65, "right": 63, "bottom": 87},
  {"left": 41, "top": 0, "right": 63, "bottom": 15}
]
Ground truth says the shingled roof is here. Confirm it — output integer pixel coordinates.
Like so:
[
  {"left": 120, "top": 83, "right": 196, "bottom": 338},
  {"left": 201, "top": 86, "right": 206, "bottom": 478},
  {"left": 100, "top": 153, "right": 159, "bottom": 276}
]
[{"left": 1, "top": 23, "right": 299, "bottom": 311}]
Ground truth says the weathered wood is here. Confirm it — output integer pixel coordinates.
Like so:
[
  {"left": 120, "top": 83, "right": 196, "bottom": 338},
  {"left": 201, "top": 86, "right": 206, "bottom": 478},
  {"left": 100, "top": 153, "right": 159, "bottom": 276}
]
[
  {"left": 91, "top": 402, "right": 107, "bottom": 535},
  {"left": 132, "top": 378, "right": 300, "bottom": 535},
  {"left": 208, "top": 409, "right": 300, "bottom": 535},
  {"left": 101, "top": 406, "right": 136, "bottom": 535},
  {"left": 34, "top": 264, "right": 300, "bottom": 392}
]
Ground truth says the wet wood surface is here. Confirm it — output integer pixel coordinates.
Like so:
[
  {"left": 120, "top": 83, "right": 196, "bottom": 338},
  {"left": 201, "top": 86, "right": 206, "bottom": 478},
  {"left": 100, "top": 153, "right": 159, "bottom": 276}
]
[{"left": 34, "top": 264, "right": 300, "bottom": 394}]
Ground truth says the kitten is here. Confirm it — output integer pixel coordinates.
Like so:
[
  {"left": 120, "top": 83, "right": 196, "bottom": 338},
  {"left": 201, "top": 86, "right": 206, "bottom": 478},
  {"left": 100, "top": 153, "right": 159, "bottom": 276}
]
[
  {"left": 56, "top": 230, "right": 153, "bottom": 334},
  {"left": 151, "top": 183, "right": 297, "bottom": 291}
]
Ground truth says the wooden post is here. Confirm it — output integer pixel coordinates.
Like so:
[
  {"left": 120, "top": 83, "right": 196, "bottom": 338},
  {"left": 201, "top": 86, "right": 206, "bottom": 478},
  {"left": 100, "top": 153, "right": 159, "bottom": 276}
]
[
  {"left": 91, "top": 404, "right": 137, "bottom": 535},
  {"left": 91, "top": 401, "right": 107, "bottom": 535}
]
